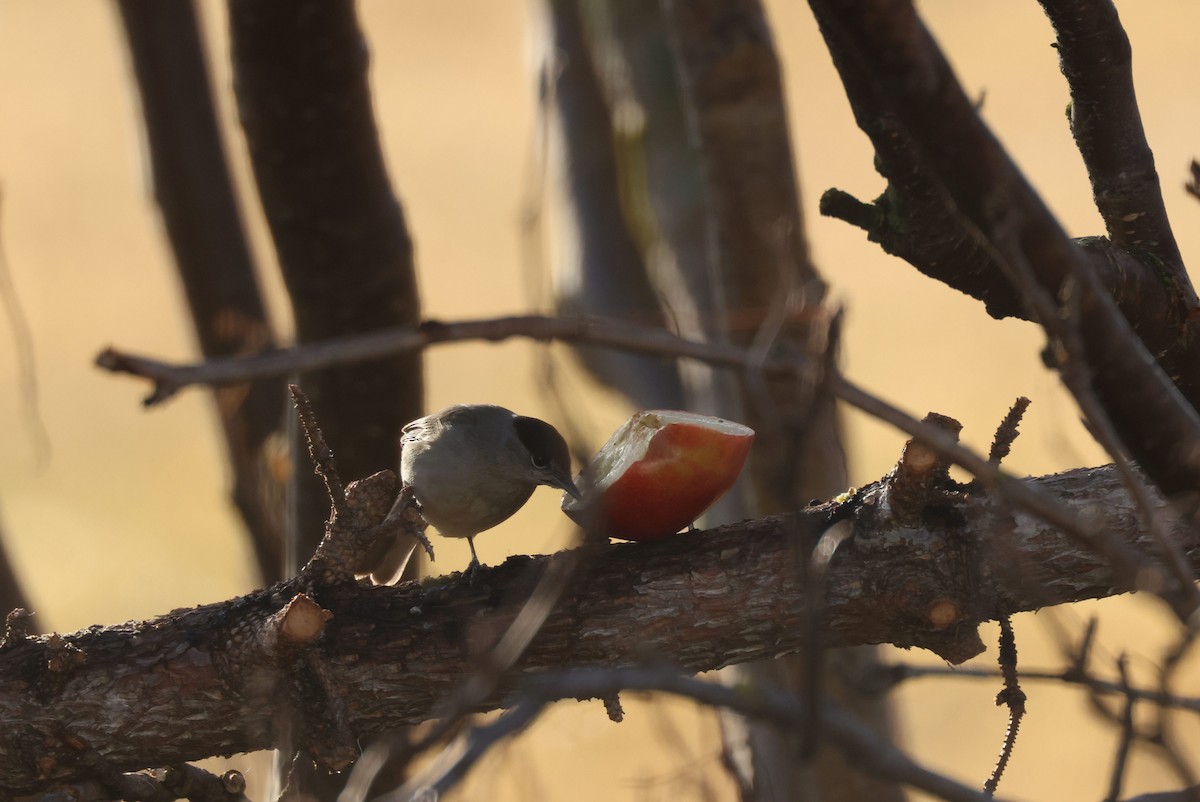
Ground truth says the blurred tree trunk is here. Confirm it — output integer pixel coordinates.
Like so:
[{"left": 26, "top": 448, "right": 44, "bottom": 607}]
[
  {"left": 0, "top": 509, "right": 32, "bottom": 626},
  {"left": 227, "top": 1, "right": 424, "bottom": 796},
  {"left": 117, "top": 0, "right": 287, "bottom": 583},
  {"left": 544, "top": 0, "right": 686, "bottom": 412},
  {"left": 227, "top": 0, "right": 423, "bottom": 574},
  {"left": 545, "top": 1, "right": 902, "bottom": 799}
]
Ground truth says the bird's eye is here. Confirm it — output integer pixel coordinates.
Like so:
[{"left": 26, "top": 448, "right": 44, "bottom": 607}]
[{"left": 531, "top": 455, "right": 549, "bottom": 470}]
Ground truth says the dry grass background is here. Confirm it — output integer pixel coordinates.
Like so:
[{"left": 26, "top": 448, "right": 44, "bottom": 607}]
[{"left": 0, "top": 1, "right": 1198, "bottom": 799}]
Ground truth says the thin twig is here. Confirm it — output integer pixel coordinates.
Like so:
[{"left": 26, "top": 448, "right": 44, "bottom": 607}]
[
  {"left": 1105, "top": 656, "right": 1137, "bottom": 802},
  {"left": 873, "top": 663, "right": 1200, "bottom": 715},
  {"left": 96, "top": 315, "right": 775, "bottom": 400},
  {"left": 288, "top": 384, "right": 346, "bottom": 515},
  {"left": 984, "top": 616, "right": 1026, "bottom": 796},
  {"left": 988, "top": 397, "right": 1031, "bottom": 465}
]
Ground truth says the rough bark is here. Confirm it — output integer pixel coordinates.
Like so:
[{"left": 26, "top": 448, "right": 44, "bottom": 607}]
[{"left": 2, "top": 463, "right": 1189, "bottom": 796}]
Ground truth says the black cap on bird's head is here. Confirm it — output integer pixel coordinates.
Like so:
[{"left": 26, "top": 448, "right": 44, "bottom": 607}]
[{"left": 513, "top": 415, "right": 580, "bottom": 499}]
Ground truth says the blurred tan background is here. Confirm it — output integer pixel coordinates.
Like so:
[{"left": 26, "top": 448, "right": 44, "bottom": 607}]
[{"left": 0, "top": 1, "right": 1197, "bottom": 799}]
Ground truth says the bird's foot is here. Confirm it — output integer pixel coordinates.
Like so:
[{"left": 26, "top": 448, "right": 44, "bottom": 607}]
[{"left": 462, "top": 559, "right": 484, "bottom": 585}]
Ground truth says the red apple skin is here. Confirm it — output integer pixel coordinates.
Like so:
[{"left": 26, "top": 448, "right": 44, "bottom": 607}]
[{"left": 598, "top": 421, "right": 753, "bottom": 541}]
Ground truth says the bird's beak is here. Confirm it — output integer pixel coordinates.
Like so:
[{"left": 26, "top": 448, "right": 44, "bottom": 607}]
[{"left": 556, "top": 474, "right": 583, "bottom": 500}]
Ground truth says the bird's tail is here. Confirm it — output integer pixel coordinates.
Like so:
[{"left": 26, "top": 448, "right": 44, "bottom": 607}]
[{"left": 368, "top": 534, "right": 422, "bottom": 585}]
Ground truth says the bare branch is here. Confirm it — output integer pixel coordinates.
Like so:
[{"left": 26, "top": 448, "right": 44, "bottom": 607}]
[
  {"left": 1037, "top": 0, "right": 1186, "bottom": 272},
  {"left": 988, "top": 397, "right": 1030, "bottom": 466},
  {"left": 869, "top": 663, "right": 1200, "bottom": 716},
  {"left": 396, "top": 667, "right": 1010, "bottom": 802},
  {"left": 814, "top": 4, "right": 1200, "bottom": 431},
  {"left": 1105, "top": 656, "right": 1137, "bottom": 802},
  {"left": 984, "top": 616, "right": 1025, "bottom": 796},
  {"left": 95, "top": 315, "right": 809, "bottom": 399},
  {"left": 806, "top": 0, "right": 1200, "bottom": 516},
  {"left": 287, "top": 385, "right": 345, "bottom": 516}
]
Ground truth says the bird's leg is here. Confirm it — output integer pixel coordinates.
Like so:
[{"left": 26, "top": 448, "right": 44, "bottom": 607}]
[{"left": 463, "top": 535, "right": 482, "bottom": 581}]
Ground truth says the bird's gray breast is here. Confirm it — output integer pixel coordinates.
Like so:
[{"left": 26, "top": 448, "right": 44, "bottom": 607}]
[{"left": 401, "top": 415, "right": 537, "bottom": 538}]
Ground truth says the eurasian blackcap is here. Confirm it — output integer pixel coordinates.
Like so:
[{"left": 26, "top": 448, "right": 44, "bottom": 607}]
[{"left": 371, "top": 404, "right": 579, "bottom": 581}]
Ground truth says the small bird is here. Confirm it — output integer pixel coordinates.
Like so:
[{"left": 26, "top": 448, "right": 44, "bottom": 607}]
[{"left": 371, "top": 404, "right": 579, "bottom": 581}]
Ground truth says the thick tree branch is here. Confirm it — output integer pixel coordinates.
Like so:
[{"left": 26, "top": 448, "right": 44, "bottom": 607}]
[
  {"left": 1036, "top": 0, "right": 1200, "bottom": 415},
  {"left": 814, "top": 2, "right": 1200, "bottom": 461},
  {"left": 819, "top": 188, "right": 1188, "bottom": 354},
  {"left": 2, "top": 460, "right": 1196, "bottom": 795},
  {"left": 807, "top": 0, "right": 1200, "bottom": 504},
  {"left": 1037, "top": 0, "right": 1185, "bottom": 271},
  {"left": 815, "top": 0, "right": 1200, "bottom": 337}
]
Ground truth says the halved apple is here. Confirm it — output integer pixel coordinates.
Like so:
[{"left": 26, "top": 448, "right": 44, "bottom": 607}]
[{"left": 562, "top": 410, "right": 755, "bottom": 541}]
